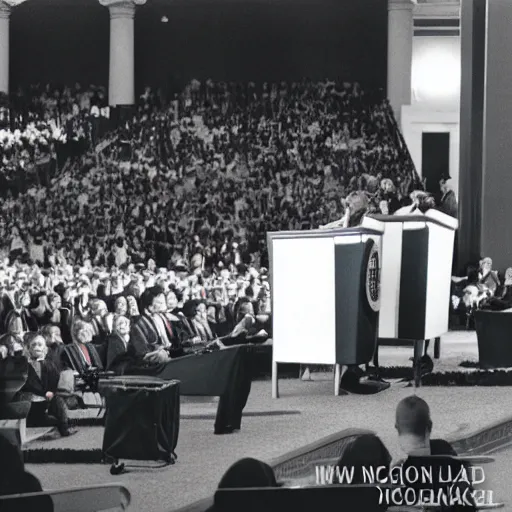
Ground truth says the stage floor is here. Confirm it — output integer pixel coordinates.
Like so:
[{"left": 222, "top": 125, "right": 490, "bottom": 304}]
[{"left": 377, "top": 329, "right": 479, "bottom": 371}]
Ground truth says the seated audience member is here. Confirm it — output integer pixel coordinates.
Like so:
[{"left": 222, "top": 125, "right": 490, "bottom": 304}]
[
  {"left": 105, "top": 315, "right": 132, "bottom": 373},
  {"left": 165, "top": 290, "right": 181, "bottom": 316},
  {"left": 395, "top": 396, "right": 475, "bottom": 510},
  {"left": 335, "top": 434, "right": 391, "bottom": 485},
  {"left": 221, "top": 298, "right": 268, "bottom": 346},
  {"left": 163, "top": 296, "right": 200, "bottom": 354},
  {"left": 31, "top": 292, "right": 63, "bottom": 327},
  {"left": 126, "top": 295, "right": 140, "bottom": 320},
  {"left": 129, "top": 287, "right": 250, "bottom": 435},
  {"left": 0, "top": 435, "right": 53, "bottom": 512},
  {"left": 206, "top": 458, "right": 284, "bottom": 512},
  {"left": 451, "top": 263, "right": 493, "bottom": 321},
  {"left": 22, "top": 332, "right": 77, "bottom": 437},
  {"left": 192, "top": 300, "right": 217, "bottom": 343},
  {"left": 41, "top": 324, "right": 65, "bottom": 370},
  {"left": 88, "top": 298, "right": 111, "bottom": 345},
  {"left": 63, "top": 319, "right": 103, "bottom": 374},
  {"left": 482, "top": 267, "right": 512, "bottom": 311},
  {"left": 217, "top": 458, "right": 279, "bottom": 489},
  {"left": 4, "top": 289, "right": 38, "bottom": 334},
  {"left": 179, "top": 299, "right": 201, "bottom": 341},
  {"left": 478, "top": 257, "right": 500, "bottom": 296},
  {"left": 129, "top": 286, "right": 186, "bottom": 368},
  {"left": 111, "top": 296, "right": 128, "bottom": 321},
  {"left": 0, "top": 319, "right": 25, "bottom": 359},
  {"left": 395, "top": 395, "right": 456, "bottom": 456}
]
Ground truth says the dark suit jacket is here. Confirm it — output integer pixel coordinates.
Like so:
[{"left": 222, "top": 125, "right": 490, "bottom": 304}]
[
  {"left": 105, "top": 333, "right": 131, "bottom": 373},
  {"left": 45, "top": 343, "right": 65, "bottom": 372},
  {"left": 130, "top": 314, "right": 184, "bottom": 360},
  {"left": 23, "top": 359, "right": 60, "bottom": 396},
  {"left": 438, "top": 190, "right": 458, "bottom": 218},
  {"left": 224, "top": 302, "right": 237, "bottom": 332},
  {"left": 130, "top": 315, "right": 163, "bottom": 358},
  {"left": 89, "top": 316, "right": 110, "bottom": 346},
  {"left": 63, "top": 343, "right": 104, "bottom": 374}
]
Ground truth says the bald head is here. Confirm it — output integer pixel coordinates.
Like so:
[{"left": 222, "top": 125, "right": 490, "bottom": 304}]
[{"left": 395, "top": 396, "right": 432, "bottom": 438}]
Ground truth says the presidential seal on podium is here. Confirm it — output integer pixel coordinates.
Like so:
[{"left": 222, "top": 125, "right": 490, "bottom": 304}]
[{"left": 364, "top": 240, "right": 380, "bottom": 313}]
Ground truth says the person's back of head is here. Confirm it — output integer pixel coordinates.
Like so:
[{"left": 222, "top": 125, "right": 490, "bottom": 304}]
[
  {"left": 0, "top": 435, "right": 24, "bottom": 490},
  {"left": 395, "top": 395, "right": 433, "bottom": 455},
  {"left": 1, "top": 472, "right": 53, "bottom": 512},
  {"left": 0, "top": 436, "right": 53, "bottom": 511},
  {"left": 218, "top": 458, "right": 278, "bottom": 489},
  {"left": 336, "top": 434, "right": 391, "bottom": 485},
  {"left": 417, "top": 195, "right": 436, "bottom": 213}
]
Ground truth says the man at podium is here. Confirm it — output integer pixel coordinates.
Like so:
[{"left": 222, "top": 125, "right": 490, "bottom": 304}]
[
  {"left": 319, "top": 191, "right": 390, "bottom": 395},
  {"left": 320, "top": 191, "right": 368, "bottom": 230}
]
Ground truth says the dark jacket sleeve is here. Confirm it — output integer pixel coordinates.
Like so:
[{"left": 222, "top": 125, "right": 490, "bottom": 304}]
[
  {"left": 42, "top": 360, "right": 61, "bottom": 393},
  {"left": 129, "top": 321, "right": 151, "bottom": 358},
  {"left": 106, "top": 335, "right": 127, "bottom": 370}
]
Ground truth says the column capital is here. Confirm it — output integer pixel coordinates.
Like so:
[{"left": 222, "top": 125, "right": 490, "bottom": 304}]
[
  {"left": 388, "top": 0, "right": 416, "bottom": 12},
  {"left": 0, "top": 0, "right": 28, "bottom": 18},
  {"left": 99, "top": 0, "right": 146, "bottom": 19},
  {"left": 0, "top": 4, "right": 10, "bottom": 19}
]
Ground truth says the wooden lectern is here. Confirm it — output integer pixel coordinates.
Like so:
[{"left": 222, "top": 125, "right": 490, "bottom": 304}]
[
  {"left": 267, "top": 218, "right": 385, "bottom": 398},
  {"left": 373, "top": 210, "right": 458, "bottom": 386}
]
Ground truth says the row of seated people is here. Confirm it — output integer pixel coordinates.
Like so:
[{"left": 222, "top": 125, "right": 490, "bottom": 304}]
[
  {"left": 0, "top": 285, "right": 270, "bottom": 436},
  {"left": 0, "top": 395, "right": 478, "bottom": 511},
  {"left": 0, "top": 260, "right": 271, "bottom": 342}
]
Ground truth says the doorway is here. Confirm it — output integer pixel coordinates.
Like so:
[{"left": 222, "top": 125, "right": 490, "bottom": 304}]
[{"left": 421, "top": 132, "right": 450, "bottom": 200}]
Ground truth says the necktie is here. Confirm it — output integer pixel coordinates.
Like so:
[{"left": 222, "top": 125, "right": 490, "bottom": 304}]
[
  {"left": 163, "top": 315, "right": 174, "bottom": 338},
  {"left": 79, "top": 344, "right": 92, "bottom": 365}
]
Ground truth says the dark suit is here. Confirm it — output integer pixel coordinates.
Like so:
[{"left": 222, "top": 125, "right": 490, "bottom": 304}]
[
  {"left": 438, "top": 190, "right": 458, "bottom": 218},
  {"left": 129, "top": 313, "right": 183, "bottom": 359},
  {"left": 45, "top": 343, "right": 65, "bottom": 372},
  {"left": 23, "top": 359, "right": 70, "bottom": 435},
  {"left": 59, "top": 304, "right": 74, "bottom": 344},
  {"left": 105, "top": 333, "right": 131, "bottom": 373},
  {"left": 89, "top": 316, "right": 110, "bottom": 346}
]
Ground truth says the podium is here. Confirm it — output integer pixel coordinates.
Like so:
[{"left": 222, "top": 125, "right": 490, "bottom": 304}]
[
  {"left": 267, "top": 218, "right": 385, "bottom": 398},
  {"left": 372, "top": 210, "right": 458, "bottom": 386}
]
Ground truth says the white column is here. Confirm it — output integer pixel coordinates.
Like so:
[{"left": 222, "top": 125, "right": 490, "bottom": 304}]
[
  {"left": 0, "top": 2, "right": 11, "bottom": 94},
  {"left": 100, "top": 0, "right": 146, "bottom": 106},
  {"left": 387, "top": 0, "right": 415, "bottom": 127}
]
